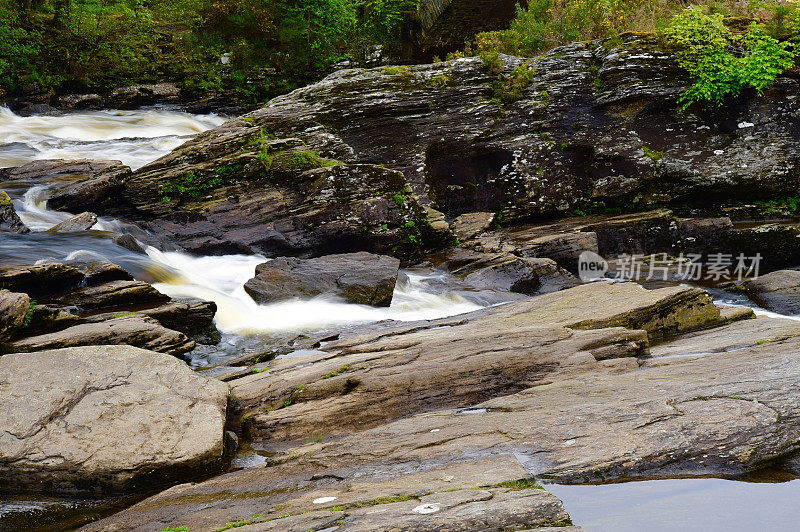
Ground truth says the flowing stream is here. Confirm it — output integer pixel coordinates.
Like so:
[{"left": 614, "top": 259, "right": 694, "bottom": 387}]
[{"left": 3, "top": 105, "right": 800, "bottom": 531}]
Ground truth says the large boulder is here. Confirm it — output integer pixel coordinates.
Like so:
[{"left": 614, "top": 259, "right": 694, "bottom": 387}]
[
  {"left": 0, "top": 345, "right": 228, "bottom": 494},
  {"left": 244, "top": 252, "right": 401, "bottom": 307},
  {"left": 0, "top": 190, "right": 29, "bottom": 234},
  {"left": 738, "top": 270, "right": 800, "bottom": 315},
  {"left": 131, "top": 37, "right": 800, "bottom": 223},
  {"left": 47, "top": 162, "right": 131, "bottom": 213},
  {"left": 0, "top": 290, "right": 30, "bottom": 342}
]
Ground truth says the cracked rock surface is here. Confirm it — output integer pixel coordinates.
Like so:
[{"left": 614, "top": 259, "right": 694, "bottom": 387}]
[{"left": 0, "top": 345, "right": 229, "bottom": 494}]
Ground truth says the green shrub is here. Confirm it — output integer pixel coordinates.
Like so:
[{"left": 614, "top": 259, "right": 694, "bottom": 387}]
[{"left": 663, "top": 8, "right": 794, "bottom": 110}]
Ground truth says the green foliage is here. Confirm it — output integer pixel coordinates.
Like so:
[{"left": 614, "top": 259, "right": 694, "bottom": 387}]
[
  {"left": 21, "top": 300, "right": 36, "bottom": 328},
  {"left": 490, "top": 61, "right": 535, "bottom": 104},
  {"left": 663, "top": 8, "right": 794, "bottom": 110},
  {"left": 218, "top": 515, "right": 262, "bottom": 531},
  {"left": 0, "top": 0, "right": 418, "bottom": 96},
  {"left": 323, "top": 364, "right": 350, "bottom": 378},
  {"left": 0, "top": 7, "right": 41, "bottom": 91},
  {"left": 160, "top": 528, "right": 190, "bottom": 532},
  {"left": 159, "top": 171, "right": 224, "bottom": 202},
  {"left": 642, "top": 145, "right": 662, "bottom": 161},
  {"left": 493, "top": 478, "right": 544, "bottom": 490}
]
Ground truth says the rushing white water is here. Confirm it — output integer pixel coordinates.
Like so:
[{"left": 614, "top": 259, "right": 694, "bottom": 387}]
[
  {"left": 0, "top": 106, "right": 226, "bottom": 169},
  {"left": 145, "top": 248, "right": 482, "bottom": 335},
  {"left": 8, "top": 187, "right": 484, "bottom": 336}
]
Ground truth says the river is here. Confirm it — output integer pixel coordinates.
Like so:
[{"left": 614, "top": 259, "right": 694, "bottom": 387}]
[
  {"left": 2, "top": 105, "right": 800, "bottom": 531},
  {"left": 0, "top": 105, "right": 487, "bottom": 370}
]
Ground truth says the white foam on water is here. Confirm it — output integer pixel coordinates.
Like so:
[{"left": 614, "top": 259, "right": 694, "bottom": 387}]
[
  {"left": 0, "top": 106, "right": 225, "bottom": 169},
  {"left": 145, "top": 248, "right": 483, "bottom": 335}
]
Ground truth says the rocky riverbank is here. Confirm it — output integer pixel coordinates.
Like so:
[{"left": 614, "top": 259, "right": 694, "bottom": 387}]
[{"left": 4, "top": 35, "right": 800, "bottom": 531}]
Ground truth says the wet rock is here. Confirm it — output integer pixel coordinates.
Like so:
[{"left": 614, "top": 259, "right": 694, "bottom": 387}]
[
  {"left": 113, "top": 233, "right": 146, "bottom": 254},
  {"left": 738, "top": 270, "right": 800, "bottom": 315},
  {"left": 244, "top": 252, "right": 401, "bottom": 307},
  {"left": 80, "top": 262, "right": 134, "bottom": 286},
  {"left": 0, "top": 290, "right": 30, "bottom": 342},
  {"left": 0, "top": 345, "right": 228, "bottom": 494},
  {"left": 5, "top": 315, "right": 195, "bottom": 356},
  {"left": 0, "top": 190, "right": 30, "bottom": 234},
  {"left": 47, "top": 162, "right": 131, "bottom": 213},
  {"left": 447, "top": 249, "right": 578, "bottom": 295},
  {"left": 0, "top": 263, "right": 85, "bottom": 297},
  {"left": 0, "top": 159, "right": 122, "bottom": 184},
  {"left": 50, "top": 280, "right": 170, "bottom": 312},
  {"left": 55, "top": 93, "right": 104, "bottom": 110},
  {"left": 16, "top": 103, "right": 56, "bottom": 116},
  {"left": 47, "top": 212, "right": 98, "bottom": 233},
  {"left": 114, "top": 157, "right": 434, "bottom": 260},
  {"left": 81, "top": 454, "right": 579, "bottom": 531},
  {"left": 106, "top": 83, "right": 181, "bottom": 109},
  {"left": 139, "top": 300, "right": 220, "bottom": 345},
  {"left": 451, "top": 211, "right": 495, "bottom": 241}
]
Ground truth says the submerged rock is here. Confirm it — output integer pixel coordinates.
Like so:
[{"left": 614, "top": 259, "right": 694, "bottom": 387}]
[
  {"left": 244, "top": 252, "right": 401, "bottom": 307},
  {"left": 46, "top": 211, "right": 98, "bottom": 233},
  {"left": 0, "top": 190, "right": 29, "bottom": 234},
  {"left": 0, "top": 345, "right": 228, "bottom": 494}
]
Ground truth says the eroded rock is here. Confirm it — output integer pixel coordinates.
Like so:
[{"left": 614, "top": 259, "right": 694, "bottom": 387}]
[
  {"left": 0, "top": 263, "right": 85, "bottom": 297},
  {"left": 50, "top": 280, "right": 170, "bottom": 312}
]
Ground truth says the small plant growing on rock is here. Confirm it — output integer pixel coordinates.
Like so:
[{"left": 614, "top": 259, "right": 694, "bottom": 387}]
[
  {"left": 642, "top": 146, "right": 663, "bottom": 161},
  {"left": 21, "top": 300, "right": 36, "bottom": 328}
]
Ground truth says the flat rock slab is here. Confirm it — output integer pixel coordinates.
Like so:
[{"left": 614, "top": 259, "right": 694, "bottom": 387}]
[
  {"left": 5, "top": 315, "right": 195, "bottom": 356},
  {"left": 0, "top": 345, "right": 229, "bottom": 494},
  {"left": 244, "top": 252, "right": 400, "bottom": 307},
  {"left": 494, "top": 281, "right": 720, "bottom": 339},
  {"left": 80, "top": 455, "right": 580, "bottom": 531}
]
